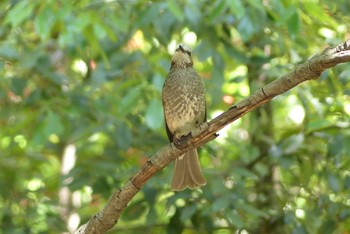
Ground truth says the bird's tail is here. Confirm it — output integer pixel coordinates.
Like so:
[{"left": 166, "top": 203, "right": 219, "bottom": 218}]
[{"left": 171, "top": 149, "right": 206, "bottom": 191}]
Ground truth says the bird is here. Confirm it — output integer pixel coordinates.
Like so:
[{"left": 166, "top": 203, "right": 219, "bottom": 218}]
[{"left": 162, "top": 43, "right": 207, "bottom": 191}]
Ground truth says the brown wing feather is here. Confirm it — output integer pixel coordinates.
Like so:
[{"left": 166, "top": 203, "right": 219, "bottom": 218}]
[
  {"left": 165, "top": 118, "right": 174, "bottom": 142},
  {"left": 162, "top": 90, "right": 174, "bottom": 142}
]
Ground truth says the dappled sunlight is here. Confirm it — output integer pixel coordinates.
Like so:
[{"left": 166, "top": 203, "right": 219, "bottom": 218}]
[
  {"left": 288, "top": 105, "right": 305, "bottom": 124},
  {"left": 210, "top": 110, "right": 247, "bottom": 144},
  {"left": 344, "top": 102, "right": 350, "bottom": 115},
  {"left": 182, "top": 31, "right": 197, "bottom": 46},
  {"left": 72, "top": 59, "right": 88, "bottom": 76}
]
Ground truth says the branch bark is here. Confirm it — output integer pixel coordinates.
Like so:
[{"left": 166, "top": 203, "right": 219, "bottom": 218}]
[{"left": 76, "top": 39, "right": 350, "bottom": 234}]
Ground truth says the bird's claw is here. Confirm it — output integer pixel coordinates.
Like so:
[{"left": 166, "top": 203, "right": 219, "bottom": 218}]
[{"left": 173, "top": 133, "right": 191, "bottom": 147}]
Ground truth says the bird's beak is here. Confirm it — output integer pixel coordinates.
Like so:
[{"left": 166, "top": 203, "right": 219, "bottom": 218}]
[
  {"left": 175, "top": 45, "right": 184, "bottom": 53},
  {"left": 175, "top": 44, "right": 191, "bottom": 56},
  {"left": 178, "top": 44, "right": 184, "bottom": 52}
]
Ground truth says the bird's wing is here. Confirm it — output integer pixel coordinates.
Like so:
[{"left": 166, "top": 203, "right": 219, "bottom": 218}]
[{"left": 164, "top": 117, "right": 174, "bottom": 142}]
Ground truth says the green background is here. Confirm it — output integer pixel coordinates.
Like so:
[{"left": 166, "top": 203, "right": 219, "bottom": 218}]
[{"left": 1, "top": 0, "right": 350, "bottom": 233}]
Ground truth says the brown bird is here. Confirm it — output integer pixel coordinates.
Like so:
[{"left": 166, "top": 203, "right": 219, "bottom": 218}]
[{"left": 162, "top": 44, "right": 207, "bottom": 191}]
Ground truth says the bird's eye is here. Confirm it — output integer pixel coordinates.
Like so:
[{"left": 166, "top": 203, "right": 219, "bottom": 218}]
[{"left": 185, "top": 51, "right": 191, "bottom": 56}]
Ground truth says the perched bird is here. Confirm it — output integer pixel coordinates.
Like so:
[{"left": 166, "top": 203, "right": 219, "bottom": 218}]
[{"left": 162, "top": 44, "right": 207, "bottom": 191}]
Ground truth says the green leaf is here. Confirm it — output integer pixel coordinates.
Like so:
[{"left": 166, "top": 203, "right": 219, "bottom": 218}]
[
  {"left": 303, "top": 1, "right": 337, "bottom": 26},
  {"left": 145, "top": 99, "right": 163, "bottom": 130},
  {"left": 180, "top": 205, "right": 197, "bottom": 221},
  {"left": 233, "top": 167, "right": 258, "bottom": 180},
  {"left": 281, "top": 134, "right": 304, "bottom": 154},
  {"left": 112, "top": 15, "right": 128, "bottom": 33},
  {"left": 300, "top": 158, "right": 312, "bottom": 185},
  {"left": 184, "top": 4, "right": 200, "bottom": 24},
  {"left": 227, "top": 0, "right": 245, "bottom": 18},
  {"left": 10, "top": 77, "right": 27, "bottom": 96},
  {"left": 44, "top": 111, "right": 64, "bottom": 136},
  {"left": 34, "top": 6, "right": 56, "bottom": 40},
  {"left": 345, "top": 175, "right": 350, "bottom": 190},
  {"left": 307, "top": 119, "right": 334, "bottom": 133},
  {"left": 226, "top": 211, "right": 243, "bottom": 229},
  {"left": 327, "top": 134, "right": 344, "bottom": 157},
  {"left": 319, "top": 219, "right": 335, "bottom": 234},
  {"left": 4, "top": 1, "right": 35, "bottom": 27},
  {"left": 247, "top": 0, "right": 264, "bottom": 11},
  {"left": 328, "top": 174, "right": 341, "bottom": 192},
  {"left": 292, "top": 225, "right": 307, "bottom": 234},
  {"left": 287, "top": 11, "right": 300, "bottom": 36},
  {"left": 146, "top": 206, "right": 158, "bottom": 225},
  {"left": 0, "top": 46, "right": 18, "bottom": 59},
  {"left": 72, "top": 13, "right": 91, "bottom": 32},
  {"left": 143, "top": 186, "right": 158, "bottom": 204},
  {"left": 118, "top": 87, "right": 142, "bottom": 116},
  {"left": 166, "top": 0, "right": 184, "bottom": 21},
  {"left": 115, "top": 123, "right": 132, "bottom": 150},
  {"left": 168, "top": 209, "right": 184, "bottom": 234},
  {"left": 237, "top": 15, "right": 255, "bottom": 42},
  {"left": 100, "top": 22, "right": 117, "bottom": 42},
  {"left": 121, "top": 201, "right": 147, "bottom": 221},
  {"left": 195, "top": 42, "right": 213, "bottom": 61},
  {"left": 208, "top": 0, "right": 227, "bottom": 22},
  {"left": 212, "top": 197, "right": 230, "bottom": 211},
  {"left": 137, "top": 3, "right": 160, "bottom": 27},
  {"left": 93, "top": 23, "right": 107, "bottom": 40},
  {"left": 91, "top": 68, "right": 107, "bottom": 84},
  {"left": 235, "top": 201, "right": 267, "bottom": 218}
]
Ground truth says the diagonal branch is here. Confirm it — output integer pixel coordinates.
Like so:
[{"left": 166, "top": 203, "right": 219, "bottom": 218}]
[{"left": 76, "top": 39, "right": 350, "bottom": 234}]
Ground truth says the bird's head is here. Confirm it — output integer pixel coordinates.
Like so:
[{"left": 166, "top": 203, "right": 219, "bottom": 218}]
[{"left": 171, "top": 44, "right": 193, "bottom": 68}]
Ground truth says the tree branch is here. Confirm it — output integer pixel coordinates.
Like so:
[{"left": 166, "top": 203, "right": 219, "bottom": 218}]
[{"left": 76, "top": 39, "right": 350, "bottom": 234}]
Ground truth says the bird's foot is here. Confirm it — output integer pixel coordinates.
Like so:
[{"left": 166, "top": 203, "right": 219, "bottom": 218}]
[
  {"left": 173, "top": 133, "right": 192, "bottom": 148},
  {"left": 191, "top": 121, "right": 208, "bottom": 137}
]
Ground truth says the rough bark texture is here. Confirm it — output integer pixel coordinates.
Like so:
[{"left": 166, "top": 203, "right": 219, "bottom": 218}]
[{"left": 76, "top": 40, "right": 350, "bottom": 234}]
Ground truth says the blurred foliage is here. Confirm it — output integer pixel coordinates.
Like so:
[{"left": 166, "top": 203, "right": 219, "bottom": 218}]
[{"left": 1, "top": 0, "right": 350, "bottom": 233}]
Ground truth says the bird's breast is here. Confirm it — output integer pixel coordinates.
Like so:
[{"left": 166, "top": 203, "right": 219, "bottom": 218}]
[{"left": 162, "top": 68, "right": 206, "bottom": 136}]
